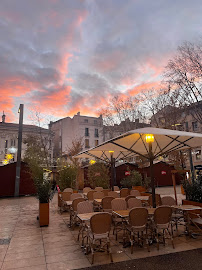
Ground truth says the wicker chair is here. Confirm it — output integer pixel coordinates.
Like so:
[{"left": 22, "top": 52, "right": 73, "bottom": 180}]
[
  {"left": 188, "top": 210, "right": 202, "bottom": 237},
  {"left": 161, "top": 196, "right": 183, "bottom": 229},
  {"left": 83, "top": 187, "right": 92, "bottom": 193},
  {"left": 125, "top": 195, "right": 137, "bottom": 205},
  {"left": 60, "top": 192, "right": 72, "bottom": 212},
  {"left": 148, "top": 194, "right": 162, "bottom": 207},
  {"left": 120, "top": 188, "right": 129, "bottom": 198},
  {"left": 88, "top": 212, "right": 113, "bottom": 264},
  {"left": 63, "top": 188, "right": 73, "bottom": 193},
  {"left": 130, "top": 190, "right": 141, "bottom": 197},
  {"left": 128, "top": 198, "right": 142, "bottom": 209},
  {"left": 95, "top": 187, "right": 103, "bottom": 192},
  {"left": 93, "top": 192, "right": 105, "bottom": 199},
  {"left": 77, "top": 201, "right": 94, "bottom": 245},
  {"left": 102, "top": 196, "right": 114, "bottom": 213},
  {"left": 114, "top": 186, "right": 120, "bottom": 191},
  {"left": 103, "top": 189, "right": 110, "bottom": 196},
  {"left": 127, "top": 207, "right": 150, "bottom": 253},
  {"left": 153, "top": 206, "right": 175, "bottom": 250},
  {"left": 111, "top": 198, "right": 127, "bottom": 240},
  {"left": 70, "top": 197, "right": 85, "bottom": 228},
  {"left": 87, "top": 190, "right": 96, "bottom": 202},
  {"left": 70, "top": 193, "right": 82, "bottom": 201},
  {"left": 108, "top": 191, "right": 119, "bottom": 198}
]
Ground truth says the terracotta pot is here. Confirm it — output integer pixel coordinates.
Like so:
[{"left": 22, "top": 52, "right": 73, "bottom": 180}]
[
  {"left": 73, "top": 190, "right": 78, "bottom": 193},
  {"left": 132, "top": 186, "right": 146, "bottom": 193},
  {"left": 39, "top": 202, "right": 49, "bottom": 227}
]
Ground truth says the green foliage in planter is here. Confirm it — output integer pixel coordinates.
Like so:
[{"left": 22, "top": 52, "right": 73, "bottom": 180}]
[
  {"left": 120, "top": 169, "right": 142, "bottom": 188},
  {"left": 88, "top": 162, "right": 110, "bottom": 189},
  {"left": 34, "top": 174, "right": 52, "bottom": 203},
  {"left": 142, "top": 176, "right": 151, "bottom": 189},
  {"left": 182, "top": 176, "right": 202, "bottom": 203},
  {"left": 57, "top": 165, "right": 77, "bottom": 191}
]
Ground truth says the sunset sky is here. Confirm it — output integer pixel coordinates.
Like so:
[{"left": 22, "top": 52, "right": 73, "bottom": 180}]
[{"left": 0, "top": 0, "right": 202, "bottom": 125}]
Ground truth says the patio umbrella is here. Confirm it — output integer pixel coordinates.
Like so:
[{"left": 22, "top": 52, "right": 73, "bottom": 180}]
[{"left": 75, "top": 127, "right": 202, "bottom": 207}]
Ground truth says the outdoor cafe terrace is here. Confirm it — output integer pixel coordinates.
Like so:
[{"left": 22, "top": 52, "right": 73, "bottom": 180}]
[{"left": 0, "top": 186, "right": 202, "bottom": 270}]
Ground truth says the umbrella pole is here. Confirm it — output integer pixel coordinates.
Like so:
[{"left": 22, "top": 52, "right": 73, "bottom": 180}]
[
  {"left": 110, "top": 153, "right": 115, "bottom": 191},
  {"left": 171, "top": 172, "right": 178, "bottom": 205},
  {"left": 149, "top": 142, "right": 156, "bottom": 208}
]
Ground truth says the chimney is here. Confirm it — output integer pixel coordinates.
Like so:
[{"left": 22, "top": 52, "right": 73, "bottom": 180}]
[
  {"left": 77, "top": 112, "right": 80, "bottom": 116},
  {"left": 2, "top": 111, "right": 5, "bottom": 123}
]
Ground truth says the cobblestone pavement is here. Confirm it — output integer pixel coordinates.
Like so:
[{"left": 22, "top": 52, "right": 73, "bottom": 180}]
[{"left": 0, "top": 186, "right": 201, "bottom": 270}]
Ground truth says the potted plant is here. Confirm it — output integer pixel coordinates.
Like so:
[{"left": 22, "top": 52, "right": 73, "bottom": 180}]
[
  {"left": 34, "top": 175, "right": 51, "bottom": 226},
  {"left": 121, "top": 169, "right": 145, "bottom": 191},
  {"left": 182, "top": 175, "right": 202, "bottom": 208}
]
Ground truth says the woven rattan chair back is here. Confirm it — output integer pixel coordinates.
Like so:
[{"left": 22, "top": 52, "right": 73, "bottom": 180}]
[
  {"left": 130, "top": 190, "right": 141, "bottom": 196},
  {"left": 63, "top": 188, "right": 73, "bottom": 193},
  {"left": 103, "top": 189, "right": 110, "bottom": 196},
  {"left": 83, "top": 187, "right": 92, "bottom": 193},
  {"left": 129, "top": 207, "right": 148, "bottom": 227},
  {"left": 114, "top": 186, "right": 120, "bottom": 191},
  {"left": 70, "top": 193, "right": 82, "bottom": 201},
  {"left": 102, "top": 196, "right": 114, "bottom": 210},
  {"left": 61, "top": 192, "right": 72, "bottom": 201},
  {"left": 111, "top": 198, "right": 127, "bottom": 211},
  {"left": 93, "top": 191, "right": 104, "bottom": 199},
  {"left": 72, "top": 198, "right": 85, "bottom": 212},
  {"left": 87, "top": 190, "right": 96, "bottom": 201},
  {"left": 120, "top": 188, "right": 129, "bottom": 198},
  {"left": 95, "top": 187, "right": 103, "bottom": 192},
  {"left": 125, "top": 195, "right": 137, "bottom": 203},
  {"left": 148, "top": 194, "right": 162, "bottom": 207},
  {"left": 108, "top": 191, "right": 119, "bottom": 198},
  {"left": 128, "top": 198, "right": 142, "bottom": 209},
  {"left": 90, "top": 212, "right": 112, "bottom": 235},
  {"left": 161, "top": 196, "right": 176, "bottom": 206},
  {"left": 154, "top": 206, "right": 172, "bottom": 225},
  {"left": 77, "top": 201, "right": 93, "bottom": 214}
]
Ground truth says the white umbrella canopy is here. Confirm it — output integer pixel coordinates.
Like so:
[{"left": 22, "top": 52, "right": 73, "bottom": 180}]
[
  {"left": 74, "top": 127, "right": 202, "bottom": 206},
  {"left": 86, "top": 127, "right": 202, "bottom": 159}
]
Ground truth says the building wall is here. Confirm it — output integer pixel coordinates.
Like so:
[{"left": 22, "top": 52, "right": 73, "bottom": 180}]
[
  {"left": 50, "top": 112, "right": 104, "bottom": 157},
  {"left": 150, "top": 105, "right": 202, "bottom": 169},
  {"left": 0, "top": 121, "right": 52, "bottom": 165}
]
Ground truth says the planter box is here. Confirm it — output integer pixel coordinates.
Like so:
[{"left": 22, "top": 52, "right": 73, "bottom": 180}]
[
  {"left": 132, "top": 186, "right": 146, "bottom": 193},
  {"left": 39, "top": 202, "right": 49, "bottom": 227}
]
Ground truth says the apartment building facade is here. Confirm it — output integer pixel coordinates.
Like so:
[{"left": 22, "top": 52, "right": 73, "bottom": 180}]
[
  {"left": 0, "top": 113, "right": 52, "bottom": 165},
  {"left": 150, "top": 103, "right": 202, "bottom": 169},
  {"left": 50, "top": 112, "right": 104, "bottom": 158}
]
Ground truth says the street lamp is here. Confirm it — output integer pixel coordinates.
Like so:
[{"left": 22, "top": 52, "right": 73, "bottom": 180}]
[{"left": 145, "top": 134, "right": 156, "bottom": 208}]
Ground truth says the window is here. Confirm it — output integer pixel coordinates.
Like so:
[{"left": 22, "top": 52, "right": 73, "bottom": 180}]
[
  {"left": 85, "top": 128, "right": 89, "bottom": 136},
  {"left": 5, "top": 140, "right": 8, "bottom": 149},
  {"left": 95, "top": 140, "right": 99, "bottom": 146},
  {"left": 94, "top": 120, "right": 97, "bottom": 124},
  {"left": 85, "top": 139, "right": 90, "bottom": 148},
  {"left": 196, "top": 150, "right": 201, "bottom": 160},
  {"left": 84, "top": 119, "right": 88, "bottom": 123},
  {"left": 192, "top": 121, "right": 198, "bottom": 131},
  {"left": 95, "top": 128, "right": 99, "bottom": 137}
]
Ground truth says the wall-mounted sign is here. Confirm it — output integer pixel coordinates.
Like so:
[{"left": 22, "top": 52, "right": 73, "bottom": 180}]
[
  {"left": 194, "top": 165, "right": 202, "bottom": 171},
  {"left": 161, "top": 171, "right": 166, "bottom": 175},
  {"left": 125, "top": 171, "right": 130, "bottom": 176}
]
